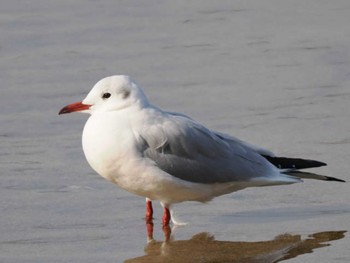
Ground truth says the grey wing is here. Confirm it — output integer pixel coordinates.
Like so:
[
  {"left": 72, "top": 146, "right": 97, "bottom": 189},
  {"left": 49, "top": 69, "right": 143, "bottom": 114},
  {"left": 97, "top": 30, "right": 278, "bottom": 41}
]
[
  {"left": 138, "top": 113, "right": 275, "bottom": 184},
  {"left": 213, "top": 131, "right": 275, "bottom": 157}
]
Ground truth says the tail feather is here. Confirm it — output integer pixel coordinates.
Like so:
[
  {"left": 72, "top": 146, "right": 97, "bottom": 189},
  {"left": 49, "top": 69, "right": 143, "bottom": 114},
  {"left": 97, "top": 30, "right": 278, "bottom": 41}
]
[
  {"left": 284, "top": 171, "right": 345, "bottom": 183},
  {"left": 262, "top": 155, "right": 326, "bottom": 170}
]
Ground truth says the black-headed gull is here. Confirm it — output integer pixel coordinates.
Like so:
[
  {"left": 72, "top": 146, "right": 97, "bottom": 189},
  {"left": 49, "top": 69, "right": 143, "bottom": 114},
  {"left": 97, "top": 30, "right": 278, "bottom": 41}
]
[{"left": 59, "top": 75, "right": 344, "bottom": 226}]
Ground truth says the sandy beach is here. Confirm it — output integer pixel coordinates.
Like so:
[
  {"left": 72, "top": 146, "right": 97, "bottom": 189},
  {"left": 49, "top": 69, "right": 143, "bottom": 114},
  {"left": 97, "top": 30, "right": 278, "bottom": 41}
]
[{"left": 1, "top": 1, "right": 349, "bottom": 262}]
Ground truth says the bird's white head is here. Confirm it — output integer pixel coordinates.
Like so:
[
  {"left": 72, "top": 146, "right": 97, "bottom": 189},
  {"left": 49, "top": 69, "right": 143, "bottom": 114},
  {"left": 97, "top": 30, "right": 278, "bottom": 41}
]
[{"left": 59, "top": 75, "right": 149, "bottom": 115}]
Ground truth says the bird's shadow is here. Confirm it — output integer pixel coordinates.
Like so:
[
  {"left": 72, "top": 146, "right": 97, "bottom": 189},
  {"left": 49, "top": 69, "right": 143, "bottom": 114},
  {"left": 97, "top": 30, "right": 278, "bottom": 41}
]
[{"left": 125, "top": 223, "right": 346, "bottom": 263}]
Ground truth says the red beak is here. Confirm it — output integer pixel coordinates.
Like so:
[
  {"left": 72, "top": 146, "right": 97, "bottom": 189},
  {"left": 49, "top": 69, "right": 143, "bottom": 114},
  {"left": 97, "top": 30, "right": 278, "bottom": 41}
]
[{"left": 59, "top": 102, "right": 91, "bottom": 115}]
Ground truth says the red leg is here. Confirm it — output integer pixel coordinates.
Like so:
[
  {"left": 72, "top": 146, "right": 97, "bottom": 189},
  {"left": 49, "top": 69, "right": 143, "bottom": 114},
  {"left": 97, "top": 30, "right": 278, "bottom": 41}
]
[
  {"left": 146, "top": 220, "right": 154, "bottom": 241},
  {"left": 162, "top": 207, "right": 171, "bottom": 226},
  {"left": 162, "top": 224, "right": 171, "bottom": 242},
  {"left": 145, "top": 199, "right": 153, "bottom": 223}
]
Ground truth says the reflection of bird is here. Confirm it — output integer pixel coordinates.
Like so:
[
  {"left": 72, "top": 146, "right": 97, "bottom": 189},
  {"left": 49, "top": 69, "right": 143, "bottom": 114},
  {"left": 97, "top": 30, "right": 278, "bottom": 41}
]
[
  {"left": 125, "top": 231, "right": 346, "bottom": 263},
  {"left": 59, "top": 75, "right": 345, "bottom": 226}
]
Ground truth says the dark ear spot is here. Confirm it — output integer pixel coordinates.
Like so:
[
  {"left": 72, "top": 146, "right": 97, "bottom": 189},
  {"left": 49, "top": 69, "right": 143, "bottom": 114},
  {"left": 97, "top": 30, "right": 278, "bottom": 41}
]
[{"left": 122, "top": 90, "right": 130, "bottom": 99}]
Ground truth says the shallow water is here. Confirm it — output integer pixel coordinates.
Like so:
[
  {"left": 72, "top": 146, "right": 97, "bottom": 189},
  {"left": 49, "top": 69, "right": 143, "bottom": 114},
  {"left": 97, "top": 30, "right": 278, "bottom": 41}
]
[{"left": 1, "top": 1, "right": 350, "bottom": 262}]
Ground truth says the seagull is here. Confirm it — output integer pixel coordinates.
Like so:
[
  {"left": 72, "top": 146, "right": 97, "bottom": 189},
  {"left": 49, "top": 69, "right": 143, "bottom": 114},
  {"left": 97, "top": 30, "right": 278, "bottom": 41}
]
[{"left": 59, "top": 75, "right": 345, "bottom": 226}]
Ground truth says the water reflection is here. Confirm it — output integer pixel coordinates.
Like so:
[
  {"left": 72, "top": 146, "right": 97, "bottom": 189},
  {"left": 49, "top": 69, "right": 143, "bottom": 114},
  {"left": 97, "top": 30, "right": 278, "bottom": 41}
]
[{"left": 125, "top": 225, "right": 345, "bottom": 263}]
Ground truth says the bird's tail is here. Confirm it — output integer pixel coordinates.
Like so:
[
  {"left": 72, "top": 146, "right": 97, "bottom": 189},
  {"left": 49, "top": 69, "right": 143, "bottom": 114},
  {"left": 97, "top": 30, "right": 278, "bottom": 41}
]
[{"left": 262, "top": 155, "right": 345, "bottom": 182}]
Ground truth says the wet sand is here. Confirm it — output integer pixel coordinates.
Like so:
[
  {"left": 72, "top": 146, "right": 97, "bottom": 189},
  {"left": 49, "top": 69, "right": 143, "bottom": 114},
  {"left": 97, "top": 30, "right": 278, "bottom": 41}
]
[{"left": 1, "top": 1, "right": 350, "bottom": 262}]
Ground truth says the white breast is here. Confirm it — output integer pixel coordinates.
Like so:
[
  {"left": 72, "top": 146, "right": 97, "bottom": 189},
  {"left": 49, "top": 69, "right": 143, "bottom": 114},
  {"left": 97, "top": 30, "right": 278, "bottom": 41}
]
[{"left": 82, "top": 112, "right": 136, "bottom": 181}]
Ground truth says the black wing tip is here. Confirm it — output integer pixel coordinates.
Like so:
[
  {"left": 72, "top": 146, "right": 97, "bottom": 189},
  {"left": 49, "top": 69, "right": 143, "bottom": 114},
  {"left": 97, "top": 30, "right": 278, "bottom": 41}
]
[
  {"left": 285, "top": 171, "right": 346, "bottom": 183},
  {"left": 262, "top": 155, "right": 327, "bottom": 170},
  {"left": 316, "top": 161, "right": 327, "bottom": 167},
  {"left": 324, "top": 176, "right": 346, "bottom": 183}
]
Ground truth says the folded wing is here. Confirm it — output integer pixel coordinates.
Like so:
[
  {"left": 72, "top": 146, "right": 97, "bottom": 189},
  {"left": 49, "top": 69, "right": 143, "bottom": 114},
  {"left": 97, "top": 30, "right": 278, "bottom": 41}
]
[{"left": 137, "top": 112, "right": 280, "bottom": 184}]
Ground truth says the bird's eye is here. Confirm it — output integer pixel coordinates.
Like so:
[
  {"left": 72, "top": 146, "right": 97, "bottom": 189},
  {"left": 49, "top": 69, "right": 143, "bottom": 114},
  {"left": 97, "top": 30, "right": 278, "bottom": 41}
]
[{"left": 102, "top": 92, "right": 111, "bottom": 99}]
